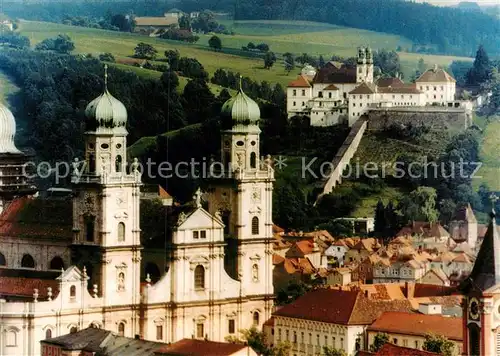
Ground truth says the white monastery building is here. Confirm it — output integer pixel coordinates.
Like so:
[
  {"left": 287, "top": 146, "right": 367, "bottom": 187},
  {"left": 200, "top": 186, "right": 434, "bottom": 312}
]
[
  {"left": 0, "top": 69, "right": 275, "bottom": 356},
  {"left": 286, "top": 47, "right": 460, "bottom": 127}
]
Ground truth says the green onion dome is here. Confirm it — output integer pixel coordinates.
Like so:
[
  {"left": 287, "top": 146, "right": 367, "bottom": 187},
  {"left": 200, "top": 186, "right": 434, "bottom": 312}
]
[
  {"left": 85, "top": 65, "right": 127, "bottom": 134},
  {"left": 221, "top": 88, "right": 260, "bottom": 126}
]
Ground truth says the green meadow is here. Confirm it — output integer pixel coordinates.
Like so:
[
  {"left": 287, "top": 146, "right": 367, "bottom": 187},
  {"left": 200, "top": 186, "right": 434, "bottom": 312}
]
[{"left": 17, "top": 20, "right": 472, "bottom": 87}]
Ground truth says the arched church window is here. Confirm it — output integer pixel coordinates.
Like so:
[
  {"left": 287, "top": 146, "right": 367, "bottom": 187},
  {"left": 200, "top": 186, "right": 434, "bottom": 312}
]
[
  {"left": 45, "top": 329, "right": 52, "bottom": 339},
  {"left": 115, "top": 155, "right": 123, "bottom": 173},
  {"left": 0, "top": 252, "right": 6, "bottom": 266},
  {"left": 253, "top": 311, "right": 260, "bottom": 326},
  {"left": 250, "top": 152, "right": 257, "bottom": 169},
  {"left": 85, "top": 216, "right": 95, "bottom": 242},
  {"left": 21, "top": 254, "right": 35, "bottom": 268},
  {"left": 89, "top": 154, "right": 96, "bottom": 174},
  {"left": 49, "top": 256, "right": 64, "bottom": 270},
  {"left": 194, "top": 265, "right": 205, "bottom": 290},
  {"left": 117, "top": 272, "right": 125, "bottom": 291},
  {"left": 252, "top": 217, "right": 259, "bottom": 235},
  {"left": 70, "top": 285, "right": 76, "bottom": 298},
  {"left": 252, "top": 264, "right": 259, "bottom": 282},
  {"left": 118, "top": 322, "right": 125, "bottom": 337},
  {"left": 117, "top": 222, "right": 125, "bottom": 242}
]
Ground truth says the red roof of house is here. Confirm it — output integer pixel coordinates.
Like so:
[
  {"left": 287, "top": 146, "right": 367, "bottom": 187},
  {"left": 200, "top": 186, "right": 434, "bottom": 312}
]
[
  {"left": 368, "top": 311, "right": 463, "bottom": 341},
  {"left": 0, "top": 197, "right": 72, "bottom": 239},
  {"left": 273, "top": 288, "right": 412, "bottom": 325},
  {"left": 375, "top": 343, "right": 439, "bottom": 356},
  {"left": 155, "top": 339, "right": 248, "bottom": 356},
  {"left": 288, "top": 74, "right": 312, "bottom": 88}
]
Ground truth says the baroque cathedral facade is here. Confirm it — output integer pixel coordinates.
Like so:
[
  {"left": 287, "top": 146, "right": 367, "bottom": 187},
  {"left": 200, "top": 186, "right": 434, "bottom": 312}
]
[{"left": 0, "top": 70, "right": 274, "bottom": 356}]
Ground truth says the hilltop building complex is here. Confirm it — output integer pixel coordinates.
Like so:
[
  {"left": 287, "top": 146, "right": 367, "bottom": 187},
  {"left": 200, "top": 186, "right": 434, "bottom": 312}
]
[{"left": 287, "top": 47, "right": 470, "bottom": 126}]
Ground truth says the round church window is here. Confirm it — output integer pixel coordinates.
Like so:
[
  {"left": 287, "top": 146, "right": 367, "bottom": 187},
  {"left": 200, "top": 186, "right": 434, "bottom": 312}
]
[
  {"left": 101, "top": 143, "right": 109, "bottom": 149},
  {"left": 116, "top": 143, "right": 122, "bottom": 149},
  {"left": 236, "top": 141, "right": 244, "bottom": 147},
  {"left": 251, "top": 141, "right": 256, "bottom": 146}
]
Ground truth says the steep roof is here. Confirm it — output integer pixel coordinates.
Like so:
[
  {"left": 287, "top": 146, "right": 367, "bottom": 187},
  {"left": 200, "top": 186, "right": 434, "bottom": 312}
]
[
  {"left": 349, "top": 82, "right": 377, "bottom": 94},
  {"left": 368, "top": 311, "right": 462, "bottom": 341},
  {"left": 463, "top": 211, "right": 500, "bottom": 292},
  {"left": 288, "top": 74, "right": 312, "bottom": 88},
  {"left": 416, "top": 67, "right": 456, "bottom": 83},
  {"left": 273, "top": 288, "right": 412, "bottom": 325},
  {"left": 0, "top": 197, "right": 72, "bottom": 239},
  {"left": 423, "top": 267, "right": 449, "bottom": 283},
  {"left": 376, "top": 77, "right": 404, "bottom": 87},
  {"left": 313, "top": 65, "right": 357, "bottom": 84},
  {"left": 156, "top": 339, "right": 248, "bottom": 356}
]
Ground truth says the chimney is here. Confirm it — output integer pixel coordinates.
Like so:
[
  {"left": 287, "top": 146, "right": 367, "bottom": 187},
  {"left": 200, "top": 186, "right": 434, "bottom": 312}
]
[{"left": 405, "top": 282, "right": 415, "bottom": 299}]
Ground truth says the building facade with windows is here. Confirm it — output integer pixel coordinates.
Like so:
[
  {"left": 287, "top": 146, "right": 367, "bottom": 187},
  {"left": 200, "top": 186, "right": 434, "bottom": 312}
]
[
  {"left": 0, "top": 72, "right": 274, "bottom": 355},
  {"left": 286, "top": 49, "right": 459, "bottom": 127}
]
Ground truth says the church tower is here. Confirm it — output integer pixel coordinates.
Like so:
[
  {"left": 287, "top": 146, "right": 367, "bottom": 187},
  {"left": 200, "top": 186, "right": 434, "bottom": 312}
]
[
  {"left": 206, "top": 85, "right": 274, "bottom": 306},
  {"left": 461, "top": 209, "right": 500, "bottom": 355},
  {"left": 71, "top": 65, "right": 142, "bottom": 311},
  {"left": 356, "top": 47, "right": 374, "bottom": 83}
]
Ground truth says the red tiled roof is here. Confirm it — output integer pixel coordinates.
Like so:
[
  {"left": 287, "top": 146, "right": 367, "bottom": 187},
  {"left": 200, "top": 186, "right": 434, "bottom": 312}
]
[
  {"left": 368, "top": 311, "right": 462, "bottom": 341},
  {"left": 273, "top": 288, "right": 412, "bottom": 325},
  {"left": 397, "top": 222, "right": 449, "bottom": 239},
  {"left": 0, "top": 276, "right": 59, "bottom": 299},
  {"left": 416, "top": 68, "right": 456, "bottom": 83},
  {"left": 0, "top": 197, "right": 72, "bottom": 239},
  {"left": 288, "top": 74, "right": 312, "bottom": 88},
  {"left": 375, "top": 343, "right": 439, "bottom": 356},
  {"left": 324, "top": 84, "right": 339, "bottom": 91},
  {"left": 155, "top": 339, "right": 247, "bottom": 356}
]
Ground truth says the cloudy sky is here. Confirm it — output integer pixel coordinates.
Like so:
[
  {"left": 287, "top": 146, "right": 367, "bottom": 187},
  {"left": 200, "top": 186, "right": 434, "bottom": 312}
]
[{"left": 416, "top": 0, "right": 499, "bottom": 5}]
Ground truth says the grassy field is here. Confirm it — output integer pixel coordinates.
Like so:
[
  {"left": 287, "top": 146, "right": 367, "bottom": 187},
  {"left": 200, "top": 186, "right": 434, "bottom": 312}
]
[
  {"left": 17, "top": 20, "right": 472, "bottom": 87},
  {"left": 18, "top": 20, "right": 297, "bottom": 87},
  {"left": 474, "top": 116, "right": 500, "bottom": 191}
]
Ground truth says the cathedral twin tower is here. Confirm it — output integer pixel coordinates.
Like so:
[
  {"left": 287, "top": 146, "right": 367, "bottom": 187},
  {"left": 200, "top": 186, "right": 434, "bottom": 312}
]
[{"left": 68, "top": 67, "right": 274, "bottom": 344}]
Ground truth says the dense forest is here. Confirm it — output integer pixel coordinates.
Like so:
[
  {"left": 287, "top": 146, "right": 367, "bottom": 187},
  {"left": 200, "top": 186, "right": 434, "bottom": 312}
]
[{"left": 4, "top": 0, "right": 499, "bottom": 56}]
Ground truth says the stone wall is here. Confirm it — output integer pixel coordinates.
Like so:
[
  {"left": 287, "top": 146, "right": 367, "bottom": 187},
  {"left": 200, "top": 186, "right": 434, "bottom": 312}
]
[
  {"left": 315, "top": 117, "right": 368, "bottom": 204},
  {"left": 367, "top": 106, "right": 472, "bottom": 131}
]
